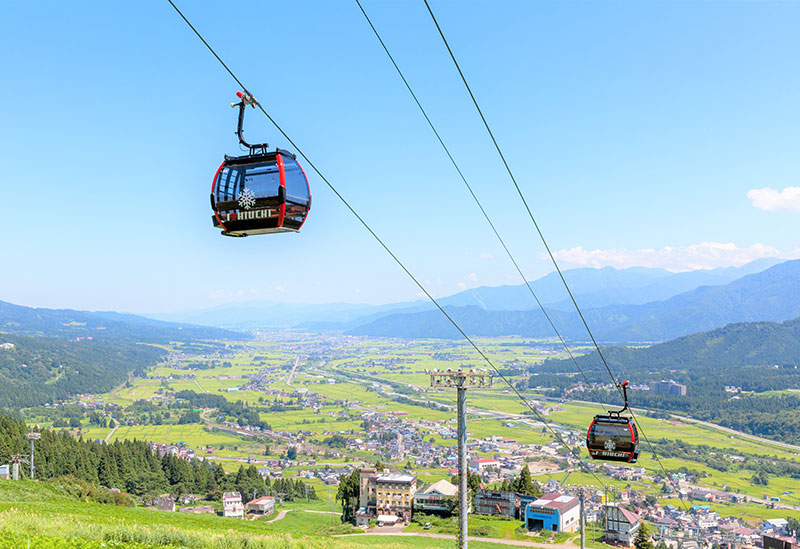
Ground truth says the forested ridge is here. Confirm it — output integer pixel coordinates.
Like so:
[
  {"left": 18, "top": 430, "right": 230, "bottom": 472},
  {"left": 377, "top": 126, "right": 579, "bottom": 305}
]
[
  {"left": 534, "top": 317, "right": 800, "bottom": 443},
  {"left": 538, "top": 317, "right": 800, "bottom": 386},
  {"left": 0, "top": 333, "right": 165, "bottom": 408}
]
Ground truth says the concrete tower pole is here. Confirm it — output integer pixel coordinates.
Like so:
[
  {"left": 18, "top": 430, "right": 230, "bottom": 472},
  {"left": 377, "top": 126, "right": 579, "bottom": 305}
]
[
  {"left": 580, "top": 486, "right": 586, "bottom": 549},
  {"left": 25, "top": 432, "right": 40, "bottom": 480},
  {"left": 457, "top": 378, "right": 468, "bottom": 549},
  {"left": 427, "top": 368, "right": 493, "bottom": 549}
]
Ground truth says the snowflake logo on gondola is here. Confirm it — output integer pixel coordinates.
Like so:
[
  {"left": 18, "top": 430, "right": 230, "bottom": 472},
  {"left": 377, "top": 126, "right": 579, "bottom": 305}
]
[
  {"left": 604, "top": 439, "right": 617, "bottom": 451},
  {"left": 238, "top": 188, "right": 256, "bottom": 210}
]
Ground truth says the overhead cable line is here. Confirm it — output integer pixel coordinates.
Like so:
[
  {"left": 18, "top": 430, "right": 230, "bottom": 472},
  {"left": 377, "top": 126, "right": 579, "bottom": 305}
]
[
  {"left": 422, "top": 0, "right": 688, "bottom": 509},
  {"left": 165, "top": 0, "right": 609, "bottom": 491},
  {"left": 355, "top": 0, "right": 606, "bottom": 414}
]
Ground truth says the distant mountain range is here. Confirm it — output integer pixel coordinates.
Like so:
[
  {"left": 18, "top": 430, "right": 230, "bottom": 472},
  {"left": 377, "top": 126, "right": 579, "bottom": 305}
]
[
  {"left": 148, "top": 300, "right": 423, "bottom": 330},
  {"left": 0, "top": 300, "right": 244, "bottom": 343},
  {"left": 347, "top": 259, "right": 800, "bottom": 343},
  {"left": 433, "top": 257, "right": 783, "bottom": 312},
  {"left": 149, "top": 257, "right": 784, "bottom": 332}
]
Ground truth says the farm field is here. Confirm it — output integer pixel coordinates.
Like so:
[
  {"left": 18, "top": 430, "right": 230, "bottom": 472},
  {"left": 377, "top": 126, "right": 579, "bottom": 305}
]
[{"left": 106, "top": 424, "right": 244, "bottom": 447}]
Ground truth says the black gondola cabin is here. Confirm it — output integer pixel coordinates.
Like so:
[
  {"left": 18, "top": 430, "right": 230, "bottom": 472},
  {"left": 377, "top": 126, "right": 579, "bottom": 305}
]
[
  {"left": 586, "top": 415, "right": 640, "bottom": 463},
  {"left": 211, "top": 150, "right": 310, "bottom": 236},
  {"left": 585, "top": 380, "right": 640, "bottom": 463},
  {"left": 211, "top": 92, "right": 311, "bottom": 237}
]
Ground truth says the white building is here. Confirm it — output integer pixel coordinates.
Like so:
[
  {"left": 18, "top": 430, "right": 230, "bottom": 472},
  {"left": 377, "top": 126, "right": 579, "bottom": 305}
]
[
  {"left": 524, "top": 492, "right": 580, "bottom": 533},
  {"left": 469, "top": 458, "right": 499, "bottom": 473},
  {"left": 222, "top": 491, "right": 244, "bottom": 519},
  {"left": 246, "top": 496, "right": 275, "bottom": 515}
]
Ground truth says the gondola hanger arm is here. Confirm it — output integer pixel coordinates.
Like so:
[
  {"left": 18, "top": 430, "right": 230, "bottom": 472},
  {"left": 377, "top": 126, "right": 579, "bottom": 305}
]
[
  {"left": 608, "top": 380, "right": 630, "bottom": 416},
  {"left": 230, "top": 90, "right": 258, "bottom": 109},
  {"left": 230, "top": 92, "right": 267, "bottom": 153}
]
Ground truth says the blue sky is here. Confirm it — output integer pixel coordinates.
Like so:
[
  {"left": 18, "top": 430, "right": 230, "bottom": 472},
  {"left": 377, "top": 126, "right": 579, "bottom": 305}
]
[{"left": 1, "top": 1, "right": 799, "bottom": 313}]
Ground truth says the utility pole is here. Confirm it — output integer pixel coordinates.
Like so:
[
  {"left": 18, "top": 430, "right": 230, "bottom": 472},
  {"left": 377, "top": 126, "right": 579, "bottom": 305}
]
[
  {"left": 25, "top": 432, "right": 40, "bottom": 480},
  {"left": 428, "top": 368, "right": 493, "bottom": 549},
  {"left": 329, "top": 485, "right": 334, "bottom": 525},
  {"left": 580, "top": 486, "right": 586, "bottom": 549}
]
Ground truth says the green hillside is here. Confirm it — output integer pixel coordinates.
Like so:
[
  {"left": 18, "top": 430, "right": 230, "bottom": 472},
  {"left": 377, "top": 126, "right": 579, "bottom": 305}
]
[
  {"left": 0, "top": 333, "right": 166, "bottom": 407},
  {"left": 0, "top": 480, "right": 522, "bottom": 548},
  {"left": 537, "top": 317, "right": 800, "bottom": 442}
]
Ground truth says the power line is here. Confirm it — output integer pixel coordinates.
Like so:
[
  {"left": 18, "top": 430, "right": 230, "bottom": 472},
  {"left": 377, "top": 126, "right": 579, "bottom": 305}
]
[
  {"left": 422, "top": 0, "right": 688, "bottom": 510},
  {"left": 355, "top": 0, "right": 606, "bottom": 414},
  {"left": 165, "top": 0, "right": 609, "bottom": 492}
]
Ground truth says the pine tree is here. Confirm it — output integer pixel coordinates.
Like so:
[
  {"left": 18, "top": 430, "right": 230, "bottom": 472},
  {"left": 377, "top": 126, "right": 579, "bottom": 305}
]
[
  {"left": 336, "top": 470, "right": 360, "bottom": 524},
  {"left": 634, "top": 522, "right": 653, "bottom": 549},
  {"left": 511, "top": 466, "right": 542, "bottom": 497}
]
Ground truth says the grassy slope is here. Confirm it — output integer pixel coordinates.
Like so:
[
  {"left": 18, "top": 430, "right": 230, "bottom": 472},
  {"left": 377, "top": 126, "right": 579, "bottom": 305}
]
[{"left": 0, "top": 481, "right": 528, "bottom": 548}]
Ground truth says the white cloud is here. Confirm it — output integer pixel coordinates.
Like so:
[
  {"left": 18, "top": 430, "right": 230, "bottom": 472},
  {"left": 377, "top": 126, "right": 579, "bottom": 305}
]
[
  {"left": 468, "top": 273, "right": 478, "bottom": 283},
  {"left": 457, "top": 282, "right": 467, "bottom": 291},
  {"left": 274, "top": 285, "right": 286, "bottom": 293},
  {"left": 479, "top": 253, "right": 494, "bottom": 259},
  {"left": 747, "top": 187, "right": 800, "bottom": 213},
  {"left": 549, "top": 242, "right": 798, "bottom": 272}
]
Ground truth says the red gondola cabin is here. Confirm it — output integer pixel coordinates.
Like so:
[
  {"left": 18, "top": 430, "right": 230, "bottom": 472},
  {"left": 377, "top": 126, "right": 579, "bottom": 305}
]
[
  {"left": 586, "top": 415, "right": 640, "bottom": 463},
  {"left": 211, "top": 92, "right": 311, "bottom": 237},
  {"left": 211, "top": 149, "right": 310, "bottom": 237},
  {"left": 585, "top": 380, "right": 640, "bottom": 463}
]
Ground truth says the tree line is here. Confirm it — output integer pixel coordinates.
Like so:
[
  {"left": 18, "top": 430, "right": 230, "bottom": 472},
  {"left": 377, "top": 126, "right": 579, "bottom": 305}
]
[
  {"left": 0, "top": 410, "right": 313, "bottom": 503},
  {"left": 174, "top": 390, "right": 270, "bottom": 430}
]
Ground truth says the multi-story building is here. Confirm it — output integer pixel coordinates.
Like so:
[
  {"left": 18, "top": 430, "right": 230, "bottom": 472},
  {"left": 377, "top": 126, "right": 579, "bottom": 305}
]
[
  {"left": 222, "top": 491, "right": 244, "bottom": 519},
  {"left": 474, "top": 490, "right": 516, "bottom": 517},
  {"left": 357, "top": 468, "right": 416, "bottom": 524},
  {"left": 649, "top": 380, "right": 687, "bottom": 396},
  {"left": 469, "top": 458, "right": 500, "bottom": 474},
  {"left": 764, "top": 535, "right": 800, "bottom": 549},
  {"left": 524, "top": 493, "right": 580, "bottom": 533},
  {"left": 604, "top": 503, "right": 640, "bottom": 545}
]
